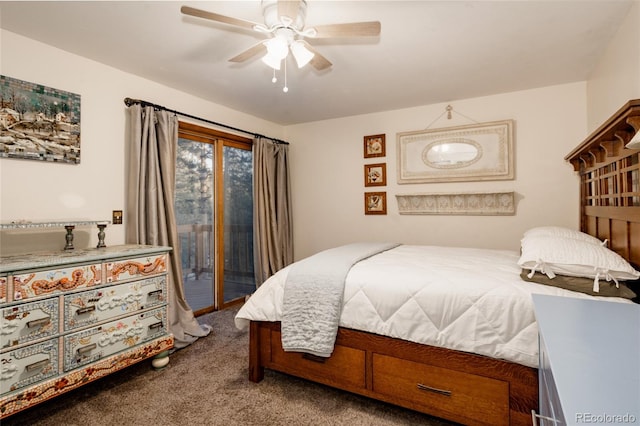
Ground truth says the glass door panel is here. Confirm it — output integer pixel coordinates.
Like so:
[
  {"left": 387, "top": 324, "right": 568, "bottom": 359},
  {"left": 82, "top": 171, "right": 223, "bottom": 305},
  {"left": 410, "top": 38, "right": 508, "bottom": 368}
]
[
  {"left": 221, "top": 144, "right": 254, "bottom": 305},
  {"left": 175, "top": 138, "right": 214, "bottom": 313}
]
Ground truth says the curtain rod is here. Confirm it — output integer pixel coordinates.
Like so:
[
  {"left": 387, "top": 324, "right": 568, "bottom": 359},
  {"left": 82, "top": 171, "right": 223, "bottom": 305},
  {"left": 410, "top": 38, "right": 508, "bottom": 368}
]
[{"left": 123, "top": 97, "right": 289, "bottom": 145}]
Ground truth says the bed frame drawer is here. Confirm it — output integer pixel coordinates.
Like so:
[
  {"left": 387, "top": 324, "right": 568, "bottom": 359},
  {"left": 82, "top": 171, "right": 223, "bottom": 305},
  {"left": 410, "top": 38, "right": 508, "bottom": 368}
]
[
  {"left": 268, "top": 330, "right": 366, "bottom": 390},
  {"left": 250, "top": 321, "right": 537, "bottom": 426},
  {"left": 372, "top": 353, "right": 510, "bottom": 426}
]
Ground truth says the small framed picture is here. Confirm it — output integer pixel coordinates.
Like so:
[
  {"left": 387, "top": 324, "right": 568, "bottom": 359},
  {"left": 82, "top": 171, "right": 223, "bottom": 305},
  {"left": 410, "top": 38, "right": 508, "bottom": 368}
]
[
  {"left": 364, "top": 191, "right": 387, "bottom": 215},
  {"left": 364, "top": 163, "right": 386, "bottom": 187},
  {"left": 364, "top": 134, "right": 386, "bottom": 158}
]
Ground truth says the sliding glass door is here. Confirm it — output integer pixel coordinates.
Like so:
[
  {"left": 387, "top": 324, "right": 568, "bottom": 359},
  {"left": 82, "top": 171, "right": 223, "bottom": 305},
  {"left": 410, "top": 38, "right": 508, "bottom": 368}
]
[{"left": 175, "top": 122, "right": 253, "bottom": 314}]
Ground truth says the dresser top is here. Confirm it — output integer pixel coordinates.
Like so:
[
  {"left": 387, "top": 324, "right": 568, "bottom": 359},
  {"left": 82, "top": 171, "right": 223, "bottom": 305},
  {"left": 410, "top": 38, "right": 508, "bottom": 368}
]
[
  {"left": 0, "top": 244, "right": 171, "bottom": 274},
  {"left": 533, "top": 294, "right": 639, "bottom": 421},
  {"left": 0, "top": 220, "right": 110, "bottom": 229}
]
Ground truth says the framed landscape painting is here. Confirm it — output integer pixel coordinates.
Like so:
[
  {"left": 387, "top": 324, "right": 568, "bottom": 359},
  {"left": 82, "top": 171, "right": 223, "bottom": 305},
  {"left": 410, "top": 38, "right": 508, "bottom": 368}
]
[{"left": 0, "top": 75, "right": 81, "bottom": 164}]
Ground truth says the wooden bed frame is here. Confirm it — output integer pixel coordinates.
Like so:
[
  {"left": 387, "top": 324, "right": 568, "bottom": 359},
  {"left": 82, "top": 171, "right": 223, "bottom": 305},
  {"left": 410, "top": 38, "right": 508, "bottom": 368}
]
[
  {"left": 565, "top": 99, "right": 640, "bottom": 265},
  {"left": 247, "top": 99, "right": 640, "bottom": 426}
]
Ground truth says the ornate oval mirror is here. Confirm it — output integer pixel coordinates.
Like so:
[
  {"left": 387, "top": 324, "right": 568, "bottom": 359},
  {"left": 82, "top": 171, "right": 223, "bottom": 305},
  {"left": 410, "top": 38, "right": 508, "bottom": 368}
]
[{"left": 422, "top": 139, "right": 482, "bottom": 169}]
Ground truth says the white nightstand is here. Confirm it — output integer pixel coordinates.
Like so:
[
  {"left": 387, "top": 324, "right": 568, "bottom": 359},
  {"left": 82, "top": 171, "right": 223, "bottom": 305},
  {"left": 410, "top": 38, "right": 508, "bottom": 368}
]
[{"left": 532, "top": 294, "right": 639, "bottom": 425}]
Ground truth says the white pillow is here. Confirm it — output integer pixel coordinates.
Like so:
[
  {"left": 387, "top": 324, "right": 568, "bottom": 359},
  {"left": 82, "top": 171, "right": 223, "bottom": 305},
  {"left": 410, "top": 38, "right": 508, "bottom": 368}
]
[
  {"left": 518, "top": 235, "right": 640, "bottom": 293},
  {"left": 523, "top": 226, "right": 604, "bottom": 245}
]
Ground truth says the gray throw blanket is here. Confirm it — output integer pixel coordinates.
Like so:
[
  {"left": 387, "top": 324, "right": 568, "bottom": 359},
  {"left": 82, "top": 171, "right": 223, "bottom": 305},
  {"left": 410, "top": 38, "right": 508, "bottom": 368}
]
[{"left": 281, "top": 242, "right": 400, "bottom": 357}]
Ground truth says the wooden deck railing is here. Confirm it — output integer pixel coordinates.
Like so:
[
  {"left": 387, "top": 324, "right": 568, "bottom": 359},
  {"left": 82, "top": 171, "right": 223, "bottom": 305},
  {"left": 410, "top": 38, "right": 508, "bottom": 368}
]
[{"left": 177, "top": 223, "right": 253, "bottom": 281}]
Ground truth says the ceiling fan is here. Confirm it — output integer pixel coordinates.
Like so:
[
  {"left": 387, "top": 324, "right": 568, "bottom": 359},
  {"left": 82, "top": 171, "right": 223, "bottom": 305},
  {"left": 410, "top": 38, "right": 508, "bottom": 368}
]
[{"left": 180, "top": 0, "right": 381, "bottom": 73}]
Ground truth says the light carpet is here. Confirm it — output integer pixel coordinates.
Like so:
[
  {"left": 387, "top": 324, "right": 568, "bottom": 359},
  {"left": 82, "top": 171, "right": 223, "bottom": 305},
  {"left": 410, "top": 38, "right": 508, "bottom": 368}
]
[{"left": 3, "top": 308, "right": 456, "bottom": 426}]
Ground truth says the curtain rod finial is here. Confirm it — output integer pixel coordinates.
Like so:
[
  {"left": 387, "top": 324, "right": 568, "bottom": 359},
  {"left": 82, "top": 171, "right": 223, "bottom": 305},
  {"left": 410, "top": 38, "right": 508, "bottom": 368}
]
[{"left": 124, "top": 97, "right": 142, "bottom": 107}]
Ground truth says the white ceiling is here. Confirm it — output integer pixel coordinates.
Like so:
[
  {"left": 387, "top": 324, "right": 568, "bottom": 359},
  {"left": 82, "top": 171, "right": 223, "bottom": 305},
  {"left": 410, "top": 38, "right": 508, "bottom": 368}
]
[{"left": 0, "top": 1, "right": 634, "bottom": 125}]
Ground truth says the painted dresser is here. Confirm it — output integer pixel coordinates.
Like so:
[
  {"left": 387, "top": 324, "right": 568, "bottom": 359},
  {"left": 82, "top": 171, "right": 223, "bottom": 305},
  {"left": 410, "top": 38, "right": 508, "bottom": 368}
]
[
  {"left": 0, "top": 245, "right": 174, "bottom": 419},
  {"left": 532, "top": 294, "right": 639, "bottom": 425}
]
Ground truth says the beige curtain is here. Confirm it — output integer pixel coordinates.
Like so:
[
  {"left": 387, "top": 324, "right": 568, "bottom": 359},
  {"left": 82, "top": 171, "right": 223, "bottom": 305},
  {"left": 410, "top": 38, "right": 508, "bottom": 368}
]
[
  {"left": 126, "top": 104, "right": 211, "bottom": 349},
  {"left": 253, "top": 137, "right": 294, "bottom": 286}
]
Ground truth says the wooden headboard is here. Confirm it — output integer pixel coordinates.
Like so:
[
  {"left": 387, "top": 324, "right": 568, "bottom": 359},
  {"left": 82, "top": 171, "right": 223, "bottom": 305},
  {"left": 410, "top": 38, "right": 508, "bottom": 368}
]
[{"left": 565, "top": 99, "right": 640, "bottom": 265}]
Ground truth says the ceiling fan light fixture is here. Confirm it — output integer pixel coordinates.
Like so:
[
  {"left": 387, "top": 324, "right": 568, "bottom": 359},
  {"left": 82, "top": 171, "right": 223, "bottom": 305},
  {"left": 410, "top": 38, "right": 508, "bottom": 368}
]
[
  {"left": 261, "top": 53, "right": 282, "bottom": 70},
  {"left": 181, "top": 2, "right": 379, "bottom": 75},
  {"left": 290, "top": 40, "right": 314, "bottom": 68},
  {"left": 265, "top": 36, "right": 289, "bottom": 60}
]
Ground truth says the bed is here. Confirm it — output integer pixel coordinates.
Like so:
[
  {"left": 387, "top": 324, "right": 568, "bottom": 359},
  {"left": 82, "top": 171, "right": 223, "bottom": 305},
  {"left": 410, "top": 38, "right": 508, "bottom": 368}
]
[{"left": 235, "top": 99, "right": 640, "bottom": 426}]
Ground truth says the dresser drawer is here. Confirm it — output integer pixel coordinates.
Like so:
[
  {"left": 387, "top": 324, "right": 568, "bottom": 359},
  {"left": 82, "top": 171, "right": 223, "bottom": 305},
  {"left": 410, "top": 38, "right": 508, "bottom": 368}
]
[
  {"left": 63, "top": 307, "right": 167, "bottom": 371},
  {"left": 372, "top": 354, "right": 509, "bottom": 425},
  {"left": 0, "top": 277, "right": 7, "bottom": 304},
  {"left": 105, "top": 254, "right": 167, "bottom": 284},
  {"left": 0, "top": 339, "right": 59, "bottom": 396},
  {"left": 13, "top": 263, "right": 102, "bottom": 301},
  {"left": 1, "top": 298, "right": 59, "bottom": 350},
  {"left": 63, "top": 276, "right": 167, "bottom": 331}
]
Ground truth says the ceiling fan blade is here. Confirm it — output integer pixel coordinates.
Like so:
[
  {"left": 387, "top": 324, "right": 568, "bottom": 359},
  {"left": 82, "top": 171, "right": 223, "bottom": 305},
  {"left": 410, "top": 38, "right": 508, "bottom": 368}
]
[
  {"left": 299, "top": 41, "right": 332, "bottom": 71},
  {"left": 309, "top": 21, "right": 381, "bottom": 38},
  {"left": 278, "top": 0, "right": 302, "bottom": 23},
  {"left": 310, "top": 54, "right": 332, "bottom": 71},
  {"left": 181, "top": 5, "right": 261, "bottom": 31},
  {"left": 229, "top": 42, "right": 268, "bottom": 63}
]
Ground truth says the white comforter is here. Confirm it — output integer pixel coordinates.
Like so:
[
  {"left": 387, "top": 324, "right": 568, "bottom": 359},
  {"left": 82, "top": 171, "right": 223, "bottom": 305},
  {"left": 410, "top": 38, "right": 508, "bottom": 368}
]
[{"left": 235, "top": 245, "right": 631, "bottom": 368}]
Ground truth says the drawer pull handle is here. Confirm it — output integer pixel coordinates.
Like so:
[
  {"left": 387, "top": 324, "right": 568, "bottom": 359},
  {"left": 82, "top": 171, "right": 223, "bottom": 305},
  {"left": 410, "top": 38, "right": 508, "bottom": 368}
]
[
  {"left": 77, "top": 343, "right": 97, "bottom": 355},
  {"left": 26, "top": 359, "right": 49, "bottom": 372},
  {"left": 416, "top": 383, "right": 452, "bottom": 397},
  {"left": 531, "top": 410, "right": 558, "bottom": 426},
  {"left": 26, "top": 317, "right": 51, "bottom": 328},
  {"left": 147, "top": 289, "right": 162, "bottom": 298},
  {"left": 149, "top": 322, "right": 163, "bottom": 330},
  {"left": 76, "top": 305, "right": 96, "bottom": 315},
  {"left": 302, "top": 353, "right": 328, "bottom": 363}
]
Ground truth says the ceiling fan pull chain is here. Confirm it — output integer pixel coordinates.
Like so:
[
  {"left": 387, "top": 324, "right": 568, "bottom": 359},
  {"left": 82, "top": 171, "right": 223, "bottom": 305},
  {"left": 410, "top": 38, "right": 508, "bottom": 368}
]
[
  {"left": 272, "top": 68, "right": 278, "bottom": 84},
  {"left": 283, "top": 59, "right": 289, "bottom": 93}
]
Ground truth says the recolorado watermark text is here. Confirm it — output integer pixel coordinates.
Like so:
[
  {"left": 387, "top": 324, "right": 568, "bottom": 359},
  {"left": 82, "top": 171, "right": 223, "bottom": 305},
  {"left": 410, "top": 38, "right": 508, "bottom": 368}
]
[{"left": 576, "top": 413, "right": 637, "bottom": 424}]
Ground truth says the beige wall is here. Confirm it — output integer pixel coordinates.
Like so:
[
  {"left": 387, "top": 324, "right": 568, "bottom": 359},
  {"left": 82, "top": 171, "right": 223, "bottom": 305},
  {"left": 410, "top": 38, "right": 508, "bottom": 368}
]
[
  {"left": 0, "top": 30, "right": 283, "bottom": 255},
  {"left": 285, "top": 83, "right": 587, "bottom": 259},
  {"left": 284, "top": 1, "right": 640, "bottom": 261},
  {"left": 4, "top": 1, "right": 638, "bottom": 261},
  {"left": 587, "top": 1, "right": 640, "bottom": 130}
]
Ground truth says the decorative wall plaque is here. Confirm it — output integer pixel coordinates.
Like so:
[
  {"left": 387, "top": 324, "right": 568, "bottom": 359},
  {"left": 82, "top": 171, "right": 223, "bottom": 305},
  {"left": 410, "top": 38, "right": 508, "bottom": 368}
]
[
  {"left": 395, "top": 191, "right": 516, "bottom": 215},
  {"left": 397, "top": 120, "right": 514, "bottom": 183}
]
